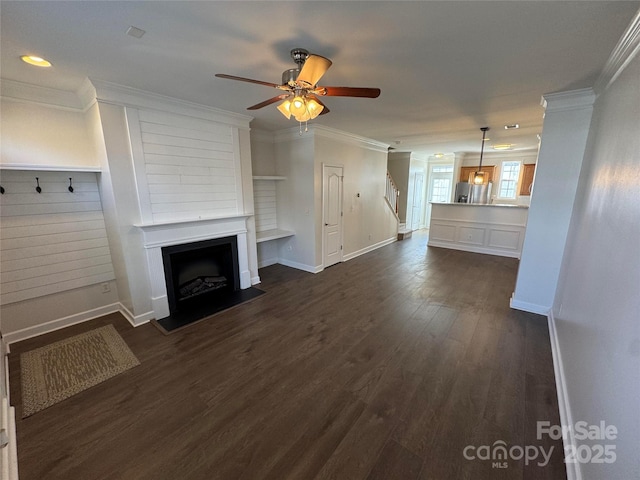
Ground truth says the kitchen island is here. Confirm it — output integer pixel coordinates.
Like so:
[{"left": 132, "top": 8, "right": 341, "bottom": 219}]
[{"left": 428, "top": 203, "right": 529, "bottom": 258}]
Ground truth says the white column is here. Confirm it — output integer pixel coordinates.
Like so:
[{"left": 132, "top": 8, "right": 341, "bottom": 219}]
[{"left": 511, "top": 88, "right": 595, "bottom": 314}]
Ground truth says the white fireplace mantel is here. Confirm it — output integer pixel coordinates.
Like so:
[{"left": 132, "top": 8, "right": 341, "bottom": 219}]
[{"left": 136, "top": 214, "right": 252, "bottom": 320}]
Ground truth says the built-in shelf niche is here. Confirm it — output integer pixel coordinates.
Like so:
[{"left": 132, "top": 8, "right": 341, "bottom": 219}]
[{"left": 252, "top": 176, "right": 294, "bottom": 245}]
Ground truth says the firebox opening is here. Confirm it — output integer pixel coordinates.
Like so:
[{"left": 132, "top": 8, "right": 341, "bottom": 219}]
[{"left": 162, "top": 236, "right": 240, "bottom": 315}]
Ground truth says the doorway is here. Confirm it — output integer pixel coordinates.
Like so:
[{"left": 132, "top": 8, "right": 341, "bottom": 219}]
[
  {"left": 410, "top": 172, "right": 425, "bottom": 230},
  {"left": 322, "top": 164, "right": 344, "bottom": 268}
]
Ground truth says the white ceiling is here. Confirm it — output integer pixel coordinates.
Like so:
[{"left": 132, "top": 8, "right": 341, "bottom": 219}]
[{"left": 2, "top": 1, "right": 638, "bottom": 155}]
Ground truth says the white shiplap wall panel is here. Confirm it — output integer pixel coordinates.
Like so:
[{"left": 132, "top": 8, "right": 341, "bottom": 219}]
[
  {"left": 0, "top": 171, "right": 115, "bottom": 305},
  {"left": 134, "top": 109, "right": 241, "bottom": 223},
  {"left": 253, "top": 180, "right": 277, "bottom": 233}
]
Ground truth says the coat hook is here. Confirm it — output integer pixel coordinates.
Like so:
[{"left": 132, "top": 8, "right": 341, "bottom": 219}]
[
  {"left": 68, "top": 177, "right": 74, "bottom": 193},
  {"left": 0, "top": 186, "right": 4, "bottom": 195},
  {"left": 35, "top": 177, "right": 42, "bottom": 193}
]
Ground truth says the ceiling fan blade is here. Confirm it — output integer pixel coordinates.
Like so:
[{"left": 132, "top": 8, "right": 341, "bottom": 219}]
[
  {"left": 215, "top": 73, "right": 281, "bottom": 89},
  {"left": 247, "top": 94, "right": 291, "bottom": 110},
  {"left": 296, "top": 54, "right": 332, "bottom": 88},
  {"left": 318, "top": 86, "right": 381, "bottom": 98}
]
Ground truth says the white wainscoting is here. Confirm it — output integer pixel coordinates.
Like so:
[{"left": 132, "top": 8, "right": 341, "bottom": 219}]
[
  {"left": 428, "top": 203, "right": 529, "bottom": 258},
  {"left": 0, "top": 170, "right": 115, "bottom": 304}
]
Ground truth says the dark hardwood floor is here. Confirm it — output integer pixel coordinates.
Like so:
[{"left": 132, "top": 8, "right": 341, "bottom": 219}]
[{"left": 9, "top": 231, "right": 566, "bottom": 480}]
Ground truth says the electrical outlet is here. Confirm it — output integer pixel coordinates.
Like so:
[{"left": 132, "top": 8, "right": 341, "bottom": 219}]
[{"left": 101, "top": 282, "right": 111, "bottom": 293}]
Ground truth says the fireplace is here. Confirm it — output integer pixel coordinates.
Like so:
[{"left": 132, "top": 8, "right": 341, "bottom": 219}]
[
  {"left": 154, "top": 233, "right": 264, "bottom": 332},
  {"left": 162, "top": 236, "right": 240, "bottom": 315}
]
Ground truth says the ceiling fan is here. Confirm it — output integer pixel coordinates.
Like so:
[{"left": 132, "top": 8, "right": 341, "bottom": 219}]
[{"left": 215, "top": 48, "right": 381, "bottom": 123}]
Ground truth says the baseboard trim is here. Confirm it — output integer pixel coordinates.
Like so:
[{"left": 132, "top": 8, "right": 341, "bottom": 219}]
[
  {"left": 343, "top": 236, "right": 397, "bottom": 262},
  {"left": 118, "top": 303, "right": 153, "bottom": 328},
  {"left": 547, "top": 310, "right": 581, "bottom": 480},
  {"left": 277, "top": 258, "right": 323, "bottom": 274},
  {"left": 4, "top": 303, "right": 121, "bottom": 344},
  {"left": 509, "top": 294, "right": 551, "bottom": 316},
  {"left": 4, "top": 302, "right": 153, "bottom": 344},
  {"left": 427, "top": 240, "right": 521, "bottom": 259},
  {"left": 258, "top": 257, "right": 279, "bottom": 269}
]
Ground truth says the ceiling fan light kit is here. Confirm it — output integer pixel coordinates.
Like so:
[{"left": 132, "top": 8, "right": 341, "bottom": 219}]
[{"left": 215, "top": 48, "right": 380, "bottom": 131}]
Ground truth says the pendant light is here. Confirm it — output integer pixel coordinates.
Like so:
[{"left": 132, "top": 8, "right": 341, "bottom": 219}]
[{"left": 473, "top": 127, "right": 490, "bottom": 185}]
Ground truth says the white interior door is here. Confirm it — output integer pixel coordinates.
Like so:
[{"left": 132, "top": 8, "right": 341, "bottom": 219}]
[
  {"left": 323, "top": 165, "right": 343, "bottom": 268},
  {"left": 411, "top": 172, "right": 425, "bottom": 230}
]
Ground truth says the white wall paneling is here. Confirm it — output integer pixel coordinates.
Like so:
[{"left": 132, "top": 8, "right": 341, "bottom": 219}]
[
  {"left": 252, "top": 177, "right": 295, "bottom": 247},
  {"left": 0, "top": 170, "right": 115, "bottom": 304},
  {"left": 253, "top": 179, "right": 278, "bottom": 233},
  {"left": 126, "top": 107, "right": 243, "bottom": 224}
]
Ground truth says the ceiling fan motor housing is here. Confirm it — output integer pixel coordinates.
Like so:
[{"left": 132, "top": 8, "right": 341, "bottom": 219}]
[
  {"left": 282, "top": 68, "right": 301, "bottom": 87},
  {"left": 290, "top": 48, "right": 309, "bottom": 66},
  {"left": 282, "top": 48, "right": 309, "bottom": 87}
]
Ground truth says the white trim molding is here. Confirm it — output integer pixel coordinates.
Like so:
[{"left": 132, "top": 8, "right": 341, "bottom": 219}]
[
  {"left": 277, "top": 258, "right": 323, "bottom": 274},
  {"left": 343, "top": 237, "right": 397, "bottom": 262},
  {"left": 509, "top": 294, "right": 550, "bottom": 316},
  {"left": 0, "top": 79, "right": 86, "bottom": 111},
  {"left": 594, "top": 8, "right": 640, "bottom": 94},
  {"left": 86, "top": 78, "right": 253, "bottom": 129},
  {"left": 3, "top": 303, "right": 121, "bottom": 344},
  {"left": 547, "top": 310, "right": 582, "bottom": 480},
  {"left": 273, "top": 124, "right": 390, "bottom": 153},
  {"left": 541, "top": 88, "right": 596, "bottom": 113},
  {"left": 3, "top": 302, "right": 152, "bottom": 344}
]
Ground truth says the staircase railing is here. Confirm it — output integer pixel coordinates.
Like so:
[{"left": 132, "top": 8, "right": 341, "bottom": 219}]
[{"left": 385, "top": 171, "right": 400, "bottom": 215}]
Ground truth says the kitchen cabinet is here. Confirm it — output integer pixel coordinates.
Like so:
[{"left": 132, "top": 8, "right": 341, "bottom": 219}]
[
  {"left": 520, "top": 163, "right": 536, "bottom": 196},
  {"left": 459, "top": 165, "right": 496, "bottom": 184}
]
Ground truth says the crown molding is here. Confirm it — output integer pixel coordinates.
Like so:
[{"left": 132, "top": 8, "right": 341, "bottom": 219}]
[
  {"left": 541, "top": 88, "right": 596, "bottom": 113},
  {"left": 273, "top": 124, "right": 389, "bottom": 153},
  {"left": 88, "top": 78, "right": 253, "bottom": 129},
  {"left": 312, "top": 125, "right": 390, "bottom": 152},
  {"left": 464, "top": 150, "right": 538, "bottom": 162},
  {"left": 594, "top": 8, "right": 640, "bottom": 94},
  {"left": 0, "top": 79, "right": 85, "bottom": 111}
]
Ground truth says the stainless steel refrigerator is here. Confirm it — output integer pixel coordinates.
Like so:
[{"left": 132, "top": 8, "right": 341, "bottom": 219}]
[
  {"left": 455, "top": 181, "right": 492, "bottom": 204},
  {"left": 455, "top": 182, "right": 470, "bottom": 202}
]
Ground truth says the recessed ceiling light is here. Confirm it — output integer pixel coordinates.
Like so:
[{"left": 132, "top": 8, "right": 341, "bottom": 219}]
[
  {"left": 492, "top": 144, "right": 514, "bottom": 150},
  {"left": 434, "top": 153, "right": 444, "bottom": 158},
  {"left": 21, "top": 55, "right": 52, "bottom": 67},
  {"left": 504, "top": 124, "right": 520, "bottom": 130},
  {"left": 126, "top": 26, "right": 146, "bottom": 39}
]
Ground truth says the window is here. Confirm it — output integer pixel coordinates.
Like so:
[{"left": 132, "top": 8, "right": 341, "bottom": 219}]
[
  {"left": 428, "top": 165, "right": 453, "bottom": 203},
  {"left": 498, "top": 161, "right": 521, "bottom": 199}
]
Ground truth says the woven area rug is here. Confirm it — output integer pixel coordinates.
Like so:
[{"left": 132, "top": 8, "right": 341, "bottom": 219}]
[{"left": 20, "top": 324, "right": 140, "bottom": 418}]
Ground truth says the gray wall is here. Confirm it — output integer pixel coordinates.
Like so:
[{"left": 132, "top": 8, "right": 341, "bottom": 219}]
[{"left": 553, "top": 45, "right": 640, "bottom": 479}]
